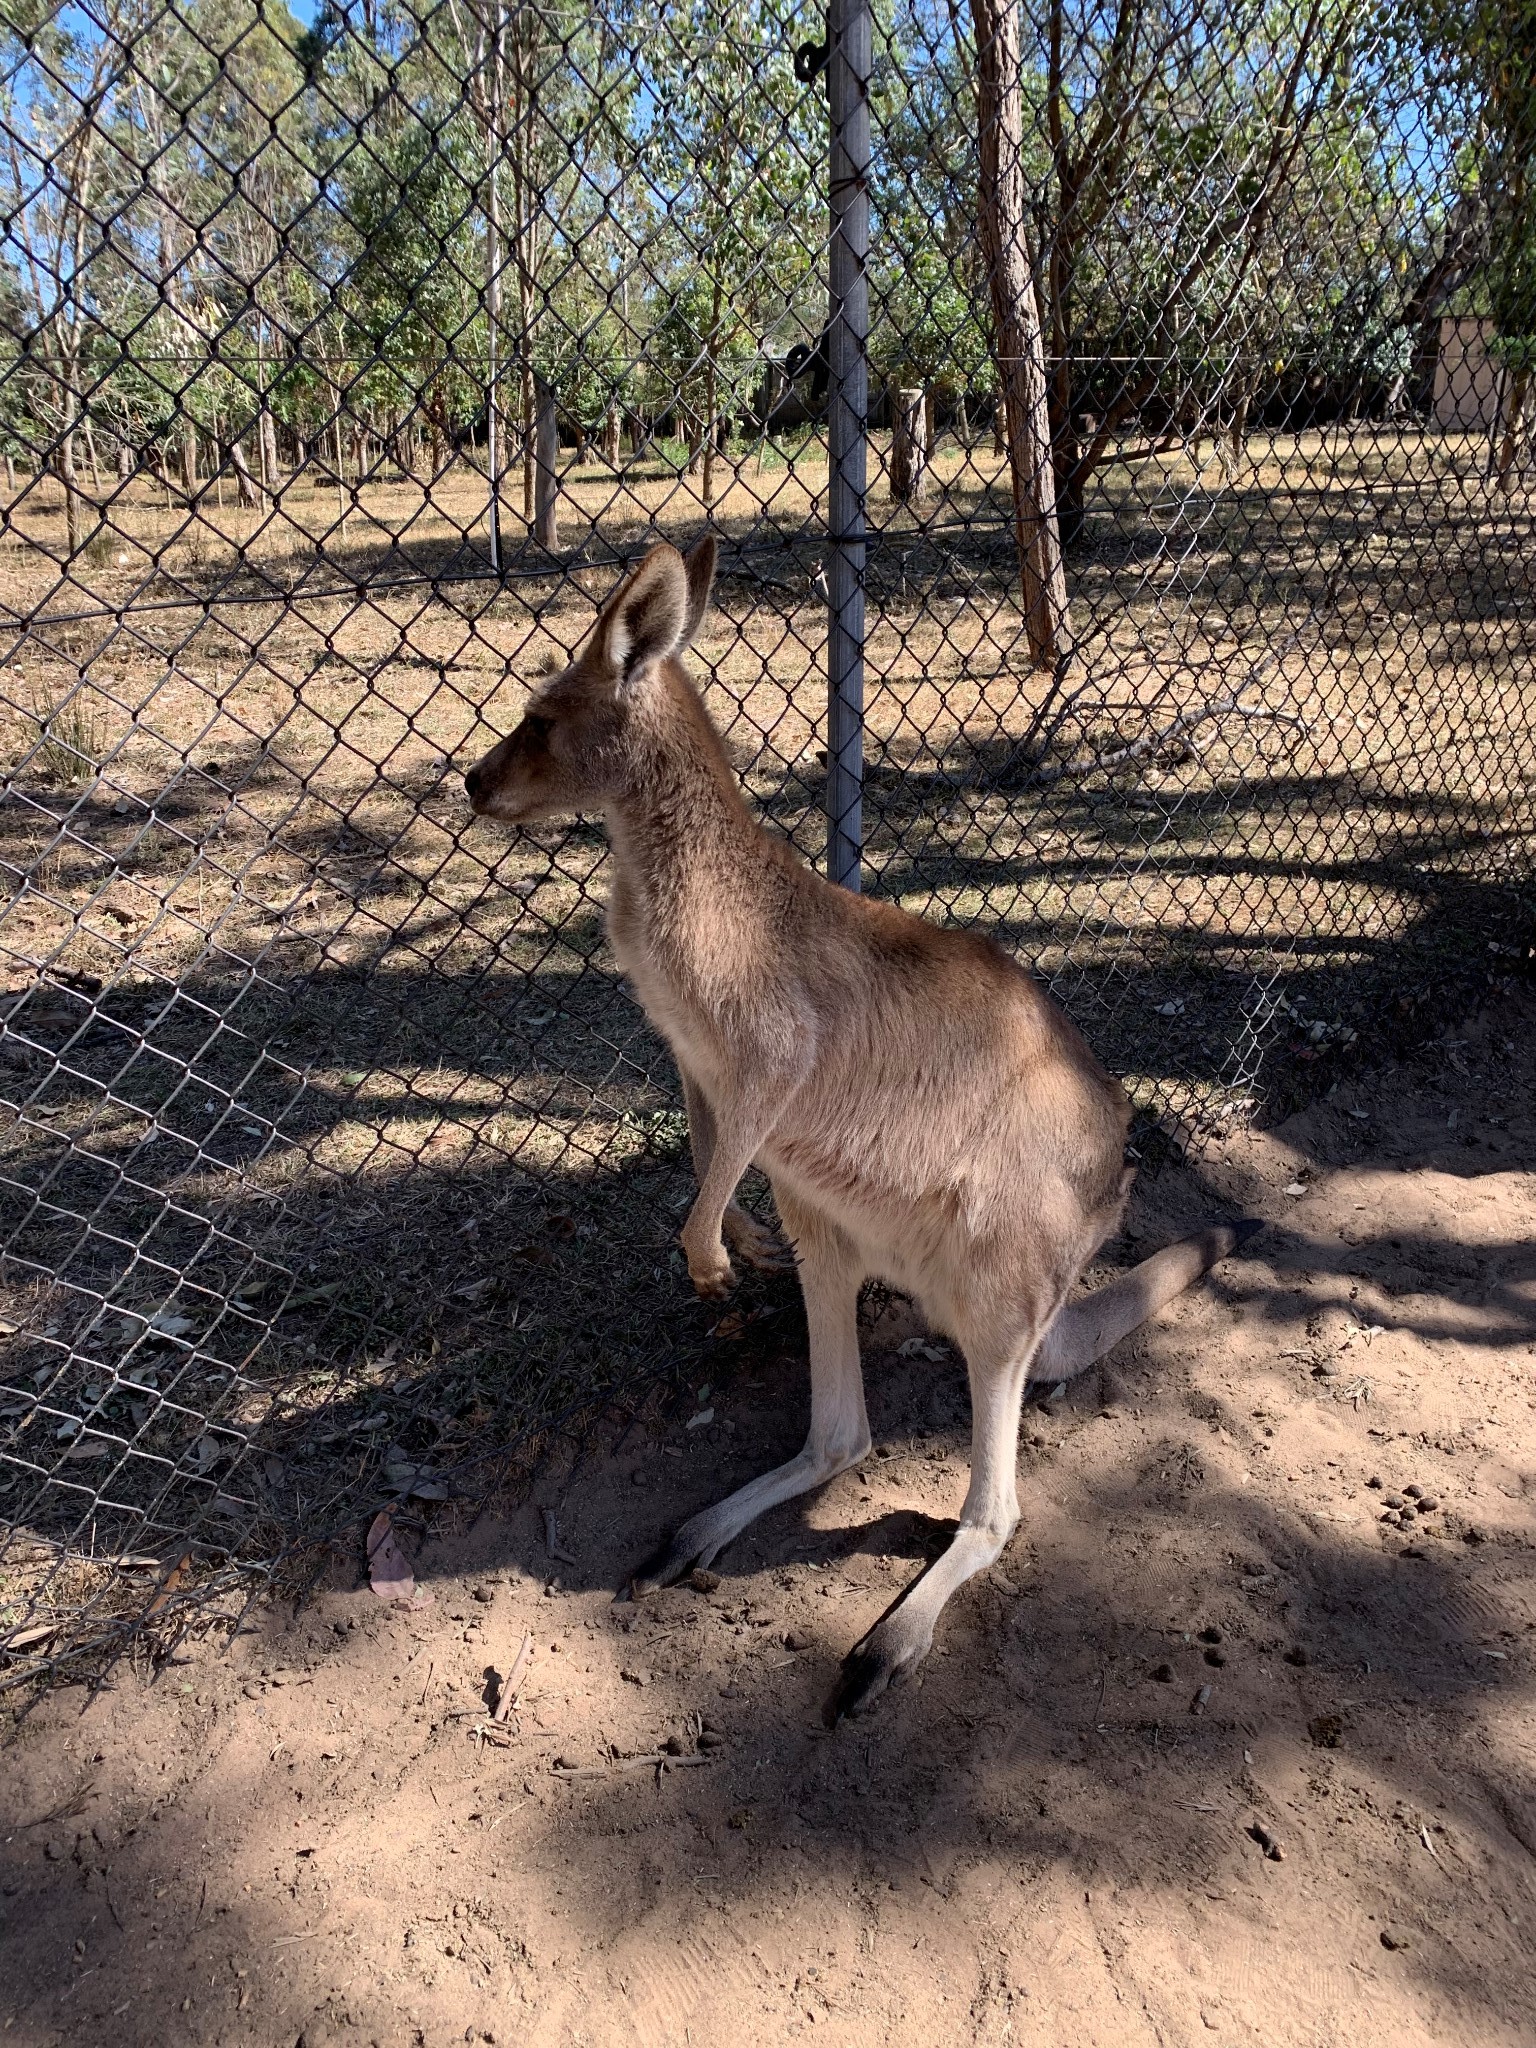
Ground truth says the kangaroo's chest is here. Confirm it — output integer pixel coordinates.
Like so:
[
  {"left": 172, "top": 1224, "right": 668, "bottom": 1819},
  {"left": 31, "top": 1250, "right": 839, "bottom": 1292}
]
[{"left": 607, "top": 887, "right": 725, "bottom": 1072}]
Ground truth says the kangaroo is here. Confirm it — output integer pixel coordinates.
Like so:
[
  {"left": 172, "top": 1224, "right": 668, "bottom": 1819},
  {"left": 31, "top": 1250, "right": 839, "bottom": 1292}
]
[{"left": 465, "top": 536, "right": 1259, "bottom": 1722}]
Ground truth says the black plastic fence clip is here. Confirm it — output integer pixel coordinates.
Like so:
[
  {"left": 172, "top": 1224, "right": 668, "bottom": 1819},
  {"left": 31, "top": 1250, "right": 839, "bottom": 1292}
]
[{"left": 794, "top": 31, "right": 829, "bottom": 83}]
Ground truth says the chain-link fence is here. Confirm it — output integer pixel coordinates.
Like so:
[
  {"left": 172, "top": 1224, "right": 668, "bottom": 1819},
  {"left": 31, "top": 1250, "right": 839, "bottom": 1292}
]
[{"left": 1, "top": 0, "right": 1533, "bottom": 1699}]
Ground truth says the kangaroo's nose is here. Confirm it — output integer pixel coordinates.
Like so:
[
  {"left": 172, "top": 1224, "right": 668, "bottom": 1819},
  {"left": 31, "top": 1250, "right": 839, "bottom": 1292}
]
[{"left": 464, "top": 763, "right": 482, "bottom": 802}]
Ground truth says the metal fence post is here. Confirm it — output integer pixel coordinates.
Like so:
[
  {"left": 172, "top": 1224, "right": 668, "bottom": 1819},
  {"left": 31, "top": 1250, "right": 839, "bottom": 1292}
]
[{"left": 825, "top": 0, "right": 870, "bottom": 892}]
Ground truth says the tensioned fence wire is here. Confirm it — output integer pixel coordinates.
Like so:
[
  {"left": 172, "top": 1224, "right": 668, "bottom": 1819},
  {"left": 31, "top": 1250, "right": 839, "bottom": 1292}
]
[{"left": 0, "top": 0, "right": 1532, "bottom": 1699}]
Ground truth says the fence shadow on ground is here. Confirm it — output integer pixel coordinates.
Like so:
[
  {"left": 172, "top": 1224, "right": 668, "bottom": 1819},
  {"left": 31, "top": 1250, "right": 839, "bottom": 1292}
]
[
  {"left": 1, "top": 710, "right": 1532, "bottom": 1696},
  {"left": 3, "top": 1080, "right": 1533, "bottom": 2034}
]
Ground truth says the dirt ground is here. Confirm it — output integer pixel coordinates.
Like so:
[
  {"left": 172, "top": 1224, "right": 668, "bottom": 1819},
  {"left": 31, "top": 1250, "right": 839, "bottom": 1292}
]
[
  {"left": 3, "top": 425, "right": 1531, "bottom": 1600},
  {"left": 2, "top": 992, "right": 1533, "bottom": 2047}
]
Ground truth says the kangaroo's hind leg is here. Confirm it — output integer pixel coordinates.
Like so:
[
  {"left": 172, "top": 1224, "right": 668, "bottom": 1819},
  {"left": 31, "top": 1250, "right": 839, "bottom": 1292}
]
[
  {"left": 630, "top": 1189, "right": 869, "bottom": 1595},
  {"left": 823, "top": 1307, "right": 1050, "bottom": 1724}
]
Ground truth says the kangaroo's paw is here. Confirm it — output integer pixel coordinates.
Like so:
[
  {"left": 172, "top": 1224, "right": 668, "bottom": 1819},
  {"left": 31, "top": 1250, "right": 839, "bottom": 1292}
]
[
  {"left": 823, "top": 1609, "right": 935, "bottom": 1726},
  {"left": 680, "top": 1218, "right": 737, "bottom": 1299},
  {"left": 723, "top": 1203, "right": 795, "bottom": 1274},
  {"left": 629, "top": 1516, "right": 721, "bottom": 1599},
  {"left": 686, "top": 1245, "right": 737, "bottom": 1300}
]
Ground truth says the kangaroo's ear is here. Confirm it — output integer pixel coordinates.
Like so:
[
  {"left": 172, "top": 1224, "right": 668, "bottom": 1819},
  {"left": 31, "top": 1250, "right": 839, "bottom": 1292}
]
[
  {"left": 679, "top": 534, "right": 718, "bottom": 647},
  {"left": 593, "top": 543, "right": 690, "bottom": 687}
]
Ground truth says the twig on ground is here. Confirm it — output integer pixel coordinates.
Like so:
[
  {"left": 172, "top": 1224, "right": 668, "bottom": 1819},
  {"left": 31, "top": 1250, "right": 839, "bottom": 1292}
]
[
  {"left": 467, "top": 1630, "right": 534, "bottom": 1746},
  {"left": 543, "top": 1508, "right": 577, "bottom": 1564},
  {"left": 1028, "top": 688, "right": 1311, "bottom": 790},
  {"left": 553, "top": 1751, "right": 716, "bottom": 1781},
  {"left": 495, "top": 1632, "right": 533, "bottom": 1721},
  {"left": 18, "top": 1776, "right": 95, "bottom": 1828}
]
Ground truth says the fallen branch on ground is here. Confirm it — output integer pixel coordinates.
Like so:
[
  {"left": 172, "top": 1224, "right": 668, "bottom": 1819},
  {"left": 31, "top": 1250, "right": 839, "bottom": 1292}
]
[{"left": 552, "top": 1752, "right": 716, "bottom": 1781}]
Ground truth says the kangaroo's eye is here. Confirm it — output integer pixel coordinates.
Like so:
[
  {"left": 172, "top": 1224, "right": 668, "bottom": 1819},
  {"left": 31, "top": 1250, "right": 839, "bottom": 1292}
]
[{"left": 522, "top": 714, "right": 553, "bottom": 746}]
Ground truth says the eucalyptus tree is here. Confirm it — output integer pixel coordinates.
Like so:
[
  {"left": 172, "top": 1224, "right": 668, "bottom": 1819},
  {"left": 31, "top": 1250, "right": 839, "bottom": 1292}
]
[
  {"left": 641, "top": 0, "right": 823, "bottom": 506},
  {"left": 420, "top": 0, "right": 640, "bottom": 527},
  {"left": 871, "top": 2, "right": 997, "bottom": 429},
  {"left": 1409, "top": 0, "right": 1536, "bottom": 484},
  {"left": 100, "top": 0, "right": 316, "bottom": 500},
  {"left": 0, "top": 0, "right": 145, "bottom": 555}
]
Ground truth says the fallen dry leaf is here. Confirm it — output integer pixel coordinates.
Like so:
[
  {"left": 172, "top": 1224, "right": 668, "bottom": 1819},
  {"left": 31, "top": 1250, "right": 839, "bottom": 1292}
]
[
  {"left": 366, "top": 1510, "right": 415, "bottom": 1602},
  {"left": 146, "top": 1552, "right": 192, "bottom": 1619}
]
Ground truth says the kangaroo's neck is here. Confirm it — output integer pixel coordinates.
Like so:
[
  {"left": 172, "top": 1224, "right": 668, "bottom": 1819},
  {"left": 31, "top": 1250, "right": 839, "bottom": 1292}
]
[{"left": 604, "top": 665, "right": 759, "bottom": 953}]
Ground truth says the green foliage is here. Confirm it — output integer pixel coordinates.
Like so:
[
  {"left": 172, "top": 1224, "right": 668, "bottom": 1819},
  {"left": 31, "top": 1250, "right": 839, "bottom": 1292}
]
[
  {"left": 639, "top": 0, "right": 821, "bottom": 439},
  {"left": 872, "top": 246, "right": 995, "bottom": 397},
  {"left": 0, "top": 0, "right": 1516, "bottom": 525},
  {"left": 870, "top": 1, "right": 1002, "bottom": 399},
  {"left": 1396, "top": 0, "right": 1536, "bottom": 348}
]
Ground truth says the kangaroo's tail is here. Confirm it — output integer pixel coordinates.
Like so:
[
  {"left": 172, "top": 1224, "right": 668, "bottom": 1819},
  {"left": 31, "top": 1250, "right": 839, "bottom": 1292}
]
[{"left": 1027, "top": 1218, "right": 1263, "bottom": 1388}]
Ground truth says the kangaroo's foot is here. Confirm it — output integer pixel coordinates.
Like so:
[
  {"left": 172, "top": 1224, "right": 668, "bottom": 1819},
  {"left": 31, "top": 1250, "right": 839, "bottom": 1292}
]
[
  {"left": 723, "top": 1201, "right": 795, "bottom": 1273},
  {"left": 823, "top": 1602, "right": 936, "bottom": 1724},
  {"left": 628, "top": 1432, "right": 865, "bottom": 1602},
  {"left": 682, "top": 1237, "right": 736, "bottom": 1299},
  {"left": 822, "top": 1511, "right": 1016, "bottom": 1726},
  {"left": 628, "top": 1514, "right": 722, "bottom": 1598}
]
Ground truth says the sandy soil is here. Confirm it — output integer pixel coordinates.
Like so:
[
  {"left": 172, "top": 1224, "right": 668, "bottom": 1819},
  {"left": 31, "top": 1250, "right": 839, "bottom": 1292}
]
[{"left": 2, "top": 993, "right": 1534, "bottom": 2048}]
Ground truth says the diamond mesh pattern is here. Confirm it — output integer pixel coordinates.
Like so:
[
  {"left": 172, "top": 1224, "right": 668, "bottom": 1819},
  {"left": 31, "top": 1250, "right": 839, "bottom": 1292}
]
[{"left": 1, "top": 0, "right": 1532, "bottom": 1694}]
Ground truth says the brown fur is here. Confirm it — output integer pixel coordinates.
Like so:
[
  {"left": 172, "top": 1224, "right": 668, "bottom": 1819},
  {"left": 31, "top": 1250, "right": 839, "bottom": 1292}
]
[{"left": 466, "top": 538, "right": 1257, "bottom": 1721}]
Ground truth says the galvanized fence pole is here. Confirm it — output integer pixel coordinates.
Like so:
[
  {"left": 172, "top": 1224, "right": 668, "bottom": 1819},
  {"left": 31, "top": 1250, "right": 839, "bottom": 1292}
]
[{"left": 825, "top": 0, "right": 870, "bottom": 892}]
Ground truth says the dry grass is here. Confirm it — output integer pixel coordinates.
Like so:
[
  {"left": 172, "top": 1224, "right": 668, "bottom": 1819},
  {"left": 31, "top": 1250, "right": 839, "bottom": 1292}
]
[{"left": 0, "top": 422, "right": 1532, "bottom": 1692}]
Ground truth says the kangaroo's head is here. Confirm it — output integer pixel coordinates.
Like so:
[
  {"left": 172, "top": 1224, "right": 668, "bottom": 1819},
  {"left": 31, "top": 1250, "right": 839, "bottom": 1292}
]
[{"left": 464, "top": 536, "right": 716, "bottom": 824}]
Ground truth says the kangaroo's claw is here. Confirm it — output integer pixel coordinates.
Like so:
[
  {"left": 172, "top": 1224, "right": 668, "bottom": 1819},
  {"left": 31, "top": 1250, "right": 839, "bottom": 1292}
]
[{"left": 723, "top": 1203, "right": 795, "bottom": 1273}]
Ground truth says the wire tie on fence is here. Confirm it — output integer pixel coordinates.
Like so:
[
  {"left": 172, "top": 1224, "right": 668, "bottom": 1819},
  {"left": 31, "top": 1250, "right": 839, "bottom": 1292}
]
[{"left": 793, "top": 32, "right": 829, "bottom": 83}]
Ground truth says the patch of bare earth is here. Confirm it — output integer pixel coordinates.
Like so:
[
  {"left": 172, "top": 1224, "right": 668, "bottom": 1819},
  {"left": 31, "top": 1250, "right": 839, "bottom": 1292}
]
[{"left": 2, "top": 996, "right": 1534, "bottom": 2048}]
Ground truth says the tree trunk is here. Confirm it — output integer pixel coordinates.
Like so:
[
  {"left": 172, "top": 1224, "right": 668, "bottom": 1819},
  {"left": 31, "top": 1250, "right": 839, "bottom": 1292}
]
[
  {"left": 955, "top": 392, "right": 971, "bottom": 448},
  {"left": 1227, "top": 387, "right": 1251, "bottom": 476},
  {"left": 702, "top": 400, "right": 717, "bottom": 505},
  {"left": 603, "top": 403, "right": 621, "bottom": 467},
  {"left": 84, "top": 416, "right": 102, "bottom": 490},
  {"left": 181, "top": 424, "right": 198, "bottom": 500},
  {"left": 6, "top": 454, "right": 16, "bottom": 492},
  {"left": 522, "top": 363, "right": 535, "bottom": 519},
  {"left": 630, "top": 413, "right": 645, "bottom": 456},
  {"left": 533, "top": 378, "right": 559, "bottom": 550},
  {"left": 1494, "top": 365, "right": 1531, "bottom": 494},
  {"left": 889, "top": 386, "right": 930, "bottom": 502},
  {"left": 992, "top": 403, "right": 1006, "bottom": 458},
  {"left": 116, "top": 443, "right": 132, "bottom": 484},
  {"left": 969, "top": 0, "right": 1071, "bottom": 670},
  {"left": 230, "top": 437, "right": 264, "bottom": 510},
  {"left": 329, "top": 379, "right": 348, "bottom": 537},
  {"left": 259, "top": 405, "right": 280, "bottom": 495},
  {"left": 60, "top": 434, "right": 84, "bottom": 557}
]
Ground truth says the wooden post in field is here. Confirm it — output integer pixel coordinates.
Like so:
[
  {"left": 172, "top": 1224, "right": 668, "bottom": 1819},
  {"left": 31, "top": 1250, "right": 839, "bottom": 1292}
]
[
  {"left": 604, "top": 403, "right": 621, "bottom": 467},
  {"left": 889, "top": 387, "right": 929, "bottom": 502},
  {"left": 533, "top": 379, "right": 558, "bottom": 550}
]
